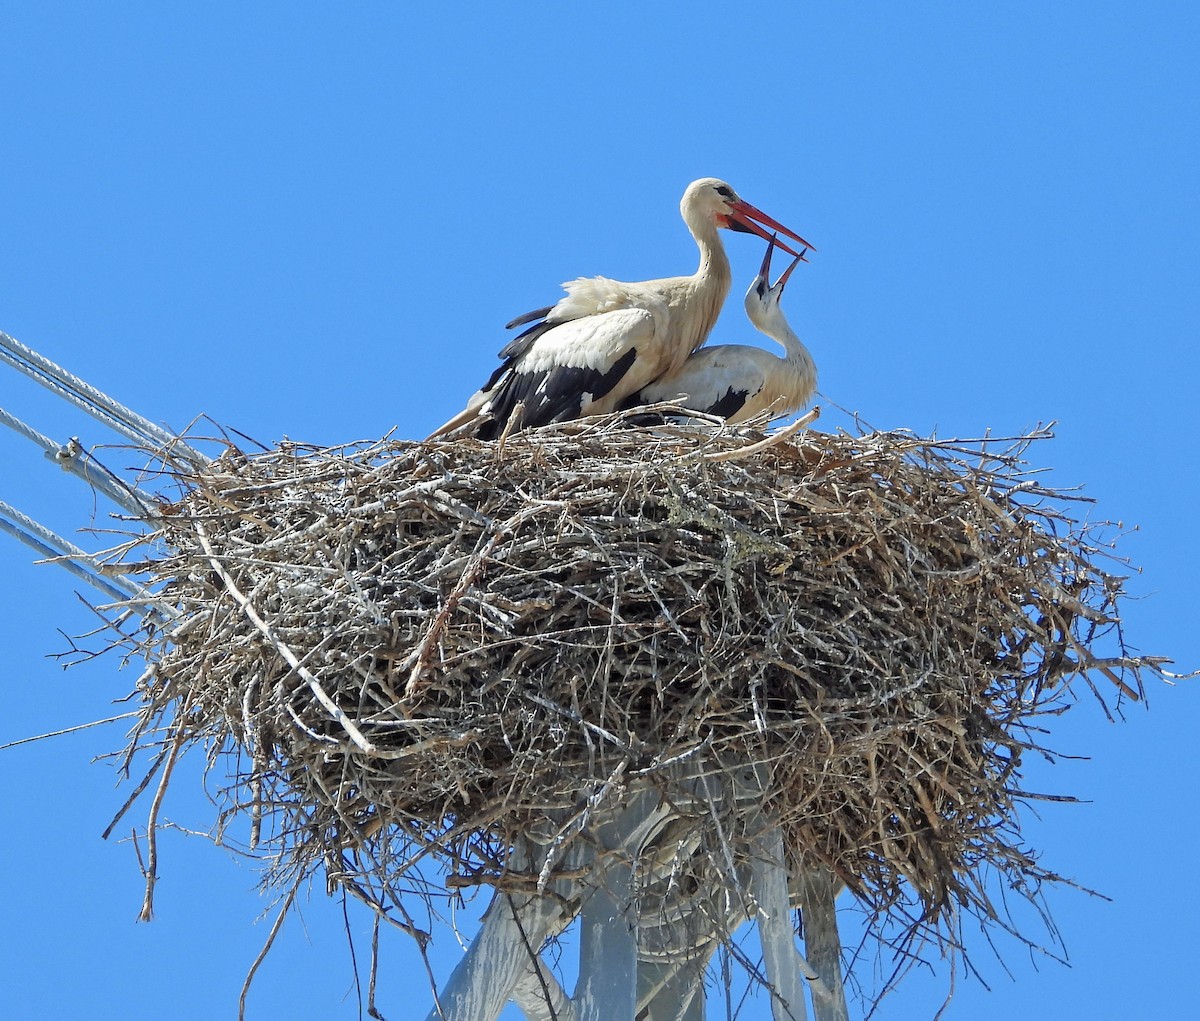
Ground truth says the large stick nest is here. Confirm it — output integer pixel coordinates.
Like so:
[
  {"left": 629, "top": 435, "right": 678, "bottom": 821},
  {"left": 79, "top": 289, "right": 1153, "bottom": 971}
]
[{"left": 123, "top": 414, "right": 1161, "bottom": 959}]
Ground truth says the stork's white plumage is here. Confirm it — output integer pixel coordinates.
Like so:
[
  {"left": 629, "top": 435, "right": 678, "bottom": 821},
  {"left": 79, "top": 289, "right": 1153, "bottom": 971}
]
[
  {"left": 623, "top": 237, "right": 816, "bottom": 424},
  {"left": 428, "top": 179, "right": 811, "bottom": 440}
]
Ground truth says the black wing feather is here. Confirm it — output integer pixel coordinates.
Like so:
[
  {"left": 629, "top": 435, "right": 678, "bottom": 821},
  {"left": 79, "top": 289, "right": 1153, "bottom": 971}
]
[
  {"left": 504, "top": 304, "right": 556, "bottom": 330},
  {"left": 702, "top": 388, "right": 751, "bottom": 420},
  {"left": 477, "top": 347, "right": 639, "bottom": 440},
  {"left": 497, "top": 320, "right": 555, "bottom": 361},
  {"left": 616, "top": 384, "right": 751, "bottom": 424}
]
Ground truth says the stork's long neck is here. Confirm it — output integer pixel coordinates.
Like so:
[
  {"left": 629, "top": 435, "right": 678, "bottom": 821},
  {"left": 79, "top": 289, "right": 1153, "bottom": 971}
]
[
  {"left": 680, "top": 214, "right": 732, "bottom": 356},
  {"left": 762, "top": 305, "right": 817, "bottom": 389}
]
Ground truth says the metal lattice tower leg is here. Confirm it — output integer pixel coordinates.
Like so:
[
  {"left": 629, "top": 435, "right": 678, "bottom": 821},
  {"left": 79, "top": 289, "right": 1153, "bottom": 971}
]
[{"left": 425, "top": 773, "right": 849, "bottom": 1021}]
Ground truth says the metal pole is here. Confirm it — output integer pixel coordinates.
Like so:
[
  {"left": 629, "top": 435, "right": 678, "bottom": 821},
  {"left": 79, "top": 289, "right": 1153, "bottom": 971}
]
[
  {"left": 424, "top": 879, "right": 576, "bottom": 1021},
  {"left": 749, "top": 826, "right": 812, "bottom": 1021},
  {"left": 512, "top": 955, "right": 576, "bottom": 1021},
  {"left": 573, "top": 785, "right": 671, "bottom": 1021},
  {"left": 796, "top": 869, "right": 849, "bottom": 1021}
]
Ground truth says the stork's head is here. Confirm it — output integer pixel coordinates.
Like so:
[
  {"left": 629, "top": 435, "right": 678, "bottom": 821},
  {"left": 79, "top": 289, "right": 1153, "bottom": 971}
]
[
  {"left": 681, "top": 178, "right": 813, "bottom": 258},
  {"left": 744, "top": 236, "right": 804, "bottom": 331}
]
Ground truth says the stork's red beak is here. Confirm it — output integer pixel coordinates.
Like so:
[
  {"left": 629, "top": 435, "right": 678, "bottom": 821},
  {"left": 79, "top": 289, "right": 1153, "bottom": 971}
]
[
  {"left": 777, "top": 250, "right": 805, "bottom": 290},
  {"left": 760, "top": 236, "right": 806, "bottom": 291},
  {"left": 726, "top": 199, "right": 814, "bottom": 259},
  {"left": 759, "top": 236, "right": 777, "bottom": 278}
]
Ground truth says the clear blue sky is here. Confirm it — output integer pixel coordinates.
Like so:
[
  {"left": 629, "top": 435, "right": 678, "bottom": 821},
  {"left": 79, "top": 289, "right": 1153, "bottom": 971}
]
[{"left": 2, "top": 3, "right": 1197, "bottom": 1018}]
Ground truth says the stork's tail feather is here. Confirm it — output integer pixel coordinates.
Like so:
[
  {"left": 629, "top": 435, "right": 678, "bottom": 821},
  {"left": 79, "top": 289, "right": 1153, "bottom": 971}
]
[{"left": 426, "top": 404, "right": 486, "bottom": 441}]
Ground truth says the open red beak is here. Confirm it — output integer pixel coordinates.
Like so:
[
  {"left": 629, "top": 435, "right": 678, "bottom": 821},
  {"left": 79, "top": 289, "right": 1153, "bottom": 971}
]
[
  {"left": 776, "top": 250, "right": 804, "bottom": 290},
  {"left": 760, "top": 236, "right": 806, "bottom": 290},
  {"left": 727, "top": 199, "right": 814, "bottom": 259}
]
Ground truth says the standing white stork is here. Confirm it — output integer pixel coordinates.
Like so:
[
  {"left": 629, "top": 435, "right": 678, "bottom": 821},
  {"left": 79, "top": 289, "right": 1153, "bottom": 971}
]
[
  {"left": 428, "top": 179, "right": 812, "bottom": 440},
  {"left": 622, "top": 236, "right": 816, "bottom": 423}
]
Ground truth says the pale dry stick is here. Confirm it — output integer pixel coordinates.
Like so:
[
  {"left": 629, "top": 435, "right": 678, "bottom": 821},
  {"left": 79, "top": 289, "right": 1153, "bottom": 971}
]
[
  {"left": 138, "top": 716, "right": 189, "bottom": 921},
  {"left": 494, "top": 399, "right": 526, "bottom": 461},
  {"left": 101, "top": 745, "right": 172, "bottom": 840},
  {"left": 238, "top": 879, "right": 302, "bottom": 1021},
  {"left": 192, "top": 518, "right": 376, "bottom": 754},
  {"left": 701, "top": 407, "right": 821, "bottom": 463},
  {"left": 0, "top": 712, "right": 139, "bottom": 750}
]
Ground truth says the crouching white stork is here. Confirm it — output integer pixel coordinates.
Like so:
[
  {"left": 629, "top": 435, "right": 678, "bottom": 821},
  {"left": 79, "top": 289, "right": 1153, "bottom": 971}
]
[
  {"left": 622, "top": 236, "right": 816, "bottom": 424},
  {"left": 428, "top": 178, "right": 812, "bottom": 440}
]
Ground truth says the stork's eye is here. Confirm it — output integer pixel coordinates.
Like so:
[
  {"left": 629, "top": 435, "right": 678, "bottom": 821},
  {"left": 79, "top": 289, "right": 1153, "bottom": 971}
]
[{"left": 715, "top": 185, "right": 733, "bottom": 198}]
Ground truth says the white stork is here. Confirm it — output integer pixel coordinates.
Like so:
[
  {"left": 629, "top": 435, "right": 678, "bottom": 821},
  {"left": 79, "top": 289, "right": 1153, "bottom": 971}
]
[
  {"left": 622, "top": 237, "right": 816, "bottom": 424},
  {"left": 428, "top": 178, "right": 812, "bottom": 440}
]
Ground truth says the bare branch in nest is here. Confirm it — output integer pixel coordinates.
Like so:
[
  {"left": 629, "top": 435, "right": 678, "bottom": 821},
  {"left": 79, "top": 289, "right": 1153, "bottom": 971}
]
[
  {"left": 102, "top": 411, "right": 1170, "bottom": 1006},
  {"left": 701, "top": 406, "right": 821, "bottom": 461}
]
